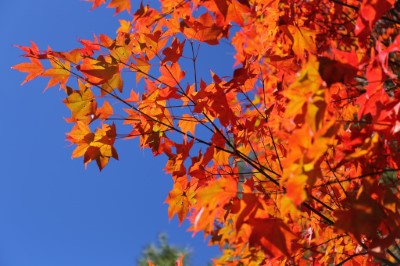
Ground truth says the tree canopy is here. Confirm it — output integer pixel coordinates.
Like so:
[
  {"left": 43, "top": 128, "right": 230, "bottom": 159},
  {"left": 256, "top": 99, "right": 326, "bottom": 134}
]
[
  {"left": 138, "top": 233, "right": 188, "bottom": 266},
  {"left": 13, "top": 0, "right": 400, "bottom": 264}
]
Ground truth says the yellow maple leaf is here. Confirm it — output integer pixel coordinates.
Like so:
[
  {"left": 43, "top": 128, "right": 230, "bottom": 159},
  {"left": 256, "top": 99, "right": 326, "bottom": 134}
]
[
  {"left": 63, "top": 81, "right": 96, "bottom": 123},
  {"left": 288, "top": 25, "right": 316, "bottom": 61}
]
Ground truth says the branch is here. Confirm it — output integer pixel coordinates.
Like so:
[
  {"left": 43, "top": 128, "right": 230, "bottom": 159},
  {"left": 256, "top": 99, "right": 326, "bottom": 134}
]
[
  {"left": 190, "top": 41, "right": 199, "bottom": 92},
  {"left": 331, "top": 0, "right": 359, "bottom": 10},
  {"left": 314, "top": 168, "right": 400, "bottom": 187},
  {"left": 302, "top": 202, "right": 335, "bottom": 225},
  {"left": 335, "top": 251, "right": 368, "bottom": 266},
  {"left": 387, "top": 248, "right": 400, "bottom": 264}
]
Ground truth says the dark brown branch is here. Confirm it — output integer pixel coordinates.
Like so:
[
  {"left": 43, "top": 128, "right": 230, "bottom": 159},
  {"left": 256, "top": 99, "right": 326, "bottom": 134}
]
[
  {"left": 314, "top": 168, "right": 400, "bottom": 187},
  {"left": 302, "top": 202, "right": 335, "bottom": 225},
  {"left": 267, "top": 124, "right": 283, "bottom": 173},
  {"left": 387, "top": 248, "right": 400, "bottom": 264},
  {"left": 324, "top": 156, "right": 348, "bottom": 198},
  {"left": 331, "top": 0, "right": 359, "bottom": 10},
  {"left": 311, "top": 195, "right": 334, "bottom": 212},
  {"left": 190, "top": 41, "right": 199, "bottom": 92},
  {"left": 335, "top": 251, "right": 368, "bottom": 266}
]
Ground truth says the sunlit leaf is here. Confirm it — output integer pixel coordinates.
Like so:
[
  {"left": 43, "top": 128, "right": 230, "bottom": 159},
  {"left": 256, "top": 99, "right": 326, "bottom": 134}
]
[
  {"left": 12, "top": 58, "right": 44, "bottom": 85},
  {"left": 63, "top": 81, "right": 96, "bottom": 123},
  {"left": 43, "top": 58, "right": 70, "bottom": 89}
]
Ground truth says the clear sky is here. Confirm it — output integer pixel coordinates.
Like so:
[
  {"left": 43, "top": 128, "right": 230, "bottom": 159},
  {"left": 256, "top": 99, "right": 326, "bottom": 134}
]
[{"left": 0, "top": 1, "right": 234, "bottom": 265}]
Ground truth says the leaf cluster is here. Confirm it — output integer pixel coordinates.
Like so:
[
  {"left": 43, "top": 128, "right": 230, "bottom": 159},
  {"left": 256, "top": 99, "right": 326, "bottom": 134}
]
[{"left": 13, "top": 0, "right": 400, "bottom": 264}]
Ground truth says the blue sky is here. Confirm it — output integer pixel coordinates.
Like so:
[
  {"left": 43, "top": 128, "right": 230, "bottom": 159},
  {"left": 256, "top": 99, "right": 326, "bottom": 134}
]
[{"left": 0, "top": 1, "right": 236, "bottom": 265}]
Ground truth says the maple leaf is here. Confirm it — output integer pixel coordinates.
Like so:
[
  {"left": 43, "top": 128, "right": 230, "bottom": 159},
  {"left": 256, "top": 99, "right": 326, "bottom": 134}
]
[
  {"left": 79, "top": 38, "right": 100, "bottom": 57},
  {"left": 318, "top": 57, "right": 358, "bottom": 87},
  {"left": 96, "top": 100, "right": 113, "bottom": 120},
  {"left": 134, "top": 2, "right": 149, "bottom": 19},
  {"left": 376, "top": 34, "right": 400, "bottom": 79},
  {"left": 99, "top": 34, "right": 114, "bottom": 48},
  {"left": 12, "top": 57, "right": 44, "bottom": 85},
  {"left": 63, "top": 81, "right": 97, "bottom": 123},
  {"left": 77, "top": 57, "right": 118, "bottom": 85},
  {"left": 196, "top": 176, "right": 237, "bottom": 210},
  {"left": 356, "top": 0, "right": 395, "bottom": 38},
  {"left": 125, "top": 89, "right": 140, "bottom": 102},
  {"left": 67, "top": 122, "right": 118, "bottom": 170},
  {"left": 132, "top": 56, "right": 151, "bottom": 83},
  {"left": 249, "top": 218, "right": 299, "bottom": 258},
  {"left": 288, "top": 25, "right": 316, "bottom": 61},
  {"left": 191, "top": 176, "right": 238, "bottom": 232},
  {"left": 60, "top": 49, "right": 82, "bottom": 65},
  {"left": 86, "top": 0, "right": 106, "bottom": 10},
  {"left": 66, "top": 121, "right": 94, "bottom": 157},
  {"left": 209, "top": 0, "right": 250, "bottom": 26},
  {"left": 43, "top": 58, "right": 70, "bottom": 89},
  {"left": 110, "top": 44, "right": 132, "bottom": 64},
  {"left": 14, "top": 41, "right": 45, "bottom": 59},
  {"left": 165, "top": 181, "right": 195, "bottom": 224},
  {"left": 334, "top": 189, "right": 385, "bottom": 241},
  {"left": 284, "top": 57, "right": 323, "bottom": 131},
  {"left": 213, "top": 0, "right": 229, "bottom": 18},
  {"left": 178, "top": 114, "right": 196, "bottom": 135},
  {"left": 137, "top": 31, "right": 168, "bottom": 60},
  {"left": 101, "top": 72, "right": 123, "bottom": 95},
  {"left": 181, "top": 12, "right": 231, "bottom": 45},
  {"left": 107, "top": 0, "right": 131, "bottom": 14},
  {"left": 162, "top": 38, "right": 185, "bottom": 64},
  {"left": 285, "top": 171, "right": 308, "bottom": 206},
  {"left": 117, "top": 19, "right": 131, "bottom": 34},
  {"left": 159, "top": 63, "right": 185, "bottom": 87}
]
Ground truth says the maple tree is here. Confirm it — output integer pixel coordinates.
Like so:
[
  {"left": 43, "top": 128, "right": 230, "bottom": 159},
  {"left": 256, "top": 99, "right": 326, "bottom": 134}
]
[
  {"left": 138, "top": 233, "right": 188, "bottom": 266},
  {"left": 13, "top": 0, "right": 400, "bottom": 264}
]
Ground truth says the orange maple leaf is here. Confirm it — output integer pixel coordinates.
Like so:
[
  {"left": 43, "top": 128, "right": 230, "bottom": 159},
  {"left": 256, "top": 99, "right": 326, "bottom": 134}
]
[
  {"left": 86, "top": 0, "right": 106, "bottom": 9},
  {"left": 197, "top": 176, "right": 238, "bottom": 209},
  {"left": 43, "top": 58, "right": 70, "bottom": 89},
  {"left": 12, "top": 57, "right": 44, "bottom": 85},
  {"left": 77, "top": 57, "right": 118, "bottom": 85},
  {"left": 132, "top": 56, "right": 151, "bottom": 83},
  {"left": 125, "top": 89, "right": 139, "bottom": 102},
  {"left": 108, "top": 0, "right": 131, "bottom": 14},
  {"left": 178, "top": 114, "right": 196, "bottom": 135},
  {"left": 285, "top": 174, "right": 308, "bottom": 206},
  {"left": 159, "top": 63, "right": 185, "bottom": 87},
  {"left": 67, "top": 122, "right": 118, "bottom": 170},
  {"left": 96, "top": 100, "right": 113, "bottom": 120},
  {"left": 288, "top": 26, "right": 316, "bottom": 61},
  {"left": 165, "top": 181, "right": 195, "bottom": 224},
  {"left": 181, "top": 12, "right": 230, "bottom": 45}
]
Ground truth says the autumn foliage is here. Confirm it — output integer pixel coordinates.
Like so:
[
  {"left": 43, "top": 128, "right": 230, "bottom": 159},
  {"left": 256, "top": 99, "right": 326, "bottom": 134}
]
[{"left": 13, "top": 0, "right": 400, "bottom": 264}]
